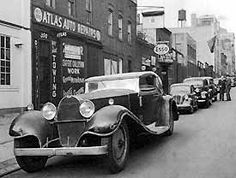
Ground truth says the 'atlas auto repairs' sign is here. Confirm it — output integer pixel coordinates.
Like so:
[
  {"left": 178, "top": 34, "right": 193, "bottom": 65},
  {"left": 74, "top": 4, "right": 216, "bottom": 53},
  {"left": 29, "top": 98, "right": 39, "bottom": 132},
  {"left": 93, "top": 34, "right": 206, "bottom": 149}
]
[{"left": 33, "top": 6, "right": 101, "bottom": 41}]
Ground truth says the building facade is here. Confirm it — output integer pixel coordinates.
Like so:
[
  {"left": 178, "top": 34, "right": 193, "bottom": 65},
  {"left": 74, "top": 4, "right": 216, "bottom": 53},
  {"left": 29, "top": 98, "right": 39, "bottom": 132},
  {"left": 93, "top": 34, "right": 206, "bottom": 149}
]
[
  {"left": 0, "top": 0, "right": 31, "bottom": 112},
  {"left": 218, "top": 32, "right": 235, "bottom": 75},
  {"left": 30, "top": 0, "right": 137, "bottom": 109},
  {"left": 93, "top": 0, "right": 137, "bottom": 75},
  {"left": 170, "top": 14, "right": 220, "bottom": 76}
]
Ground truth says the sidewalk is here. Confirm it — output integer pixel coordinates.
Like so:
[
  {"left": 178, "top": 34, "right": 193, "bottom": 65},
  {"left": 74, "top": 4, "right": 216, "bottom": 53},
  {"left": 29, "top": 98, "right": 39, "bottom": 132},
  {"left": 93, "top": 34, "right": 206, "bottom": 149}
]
[{"left": 0, "top": 113, "right": 21, "bottom": 177}]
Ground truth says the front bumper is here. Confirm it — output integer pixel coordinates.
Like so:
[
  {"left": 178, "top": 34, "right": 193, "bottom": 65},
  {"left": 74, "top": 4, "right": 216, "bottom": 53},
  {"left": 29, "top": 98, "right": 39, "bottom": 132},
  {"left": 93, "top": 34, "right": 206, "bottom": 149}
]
[
  {"left": 14, "top": 145, "right": 108, "bottom": 156},
  {"left": 197, "top": 99, "right": 207, "bottom": 103},
  {"left": 177, "top": 104, "right": 191, "bottom": 111}
]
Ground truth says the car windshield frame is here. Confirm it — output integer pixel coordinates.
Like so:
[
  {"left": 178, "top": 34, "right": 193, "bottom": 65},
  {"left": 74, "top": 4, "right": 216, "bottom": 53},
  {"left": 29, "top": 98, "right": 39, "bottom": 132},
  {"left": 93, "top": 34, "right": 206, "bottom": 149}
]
[
  {"left": 85, "top": 78, "right": 139, "bottom": 93},
  {"left": 170, "top": 85, "right": 191, "bottom": 95},
  {"left": 184, "top": 79, "right": 203, "bottom": 87}
]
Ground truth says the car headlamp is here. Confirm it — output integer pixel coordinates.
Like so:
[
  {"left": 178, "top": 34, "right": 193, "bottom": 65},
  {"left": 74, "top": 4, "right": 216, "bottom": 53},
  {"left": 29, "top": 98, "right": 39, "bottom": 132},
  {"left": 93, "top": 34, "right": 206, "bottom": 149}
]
[
  {"left": 79, "top": 100, "right": 95, "bottom": 118},
  {"left": 26, "top": 103, "right": 34, "bottom": 111},
  {"left": 201, "top": 91, "right": 207, "bottom": 98},
  {"left": 184, "top": 95, "right": 189, "bottom": 100},
  {"left": 42, "top": 102, "right": 57, "bottom": 121},
  {"left": 195, "top": 88, "right": 200, "bottom": 93}
]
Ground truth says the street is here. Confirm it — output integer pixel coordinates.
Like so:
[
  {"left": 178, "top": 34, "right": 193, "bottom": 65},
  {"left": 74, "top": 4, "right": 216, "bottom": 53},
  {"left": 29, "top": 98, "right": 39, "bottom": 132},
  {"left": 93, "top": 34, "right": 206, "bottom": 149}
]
[{"left": 3, "top": 88, "right": 236, "bottom": 178}]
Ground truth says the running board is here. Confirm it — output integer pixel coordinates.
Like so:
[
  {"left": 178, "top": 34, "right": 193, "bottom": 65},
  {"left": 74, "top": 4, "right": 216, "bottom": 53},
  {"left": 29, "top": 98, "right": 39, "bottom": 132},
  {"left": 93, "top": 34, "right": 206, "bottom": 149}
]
[{"left": 146, "top": 123, "right": 169, "bottom": 134}]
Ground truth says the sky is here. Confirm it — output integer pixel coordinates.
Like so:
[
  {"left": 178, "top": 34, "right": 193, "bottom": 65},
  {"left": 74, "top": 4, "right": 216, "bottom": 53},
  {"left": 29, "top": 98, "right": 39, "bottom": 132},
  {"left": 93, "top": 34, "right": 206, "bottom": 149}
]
[{"left": 137, "top": 0, "right": 236, "bottom": 34}]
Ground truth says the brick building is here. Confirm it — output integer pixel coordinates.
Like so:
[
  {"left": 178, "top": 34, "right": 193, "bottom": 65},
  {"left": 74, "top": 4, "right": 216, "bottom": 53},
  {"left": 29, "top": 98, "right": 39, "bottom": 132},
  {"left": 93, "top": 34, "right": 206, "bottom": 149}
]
[{"left": 31, "top": 0, "right": 137, "bottom": 109}]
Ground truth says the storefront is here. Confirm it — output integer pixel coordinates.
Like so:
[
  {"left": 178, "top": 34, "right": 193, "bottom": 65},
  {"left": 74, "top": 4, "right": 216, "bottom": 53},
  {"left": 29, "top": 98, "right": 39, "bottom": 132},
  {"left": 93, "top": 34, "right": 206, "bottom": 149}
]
[{"left": 31, "top": 6, "right": 102, "bottom": 109}]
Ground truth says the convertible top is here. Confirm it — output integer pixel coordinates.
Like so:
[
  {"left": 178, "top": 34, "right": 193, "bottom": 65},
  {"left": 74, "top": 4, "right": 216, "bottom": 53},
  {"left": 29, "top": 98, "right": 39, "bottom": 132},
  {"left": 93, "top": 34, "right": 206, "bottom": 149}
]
[{"left": 86, "top": 71, "right": 158, "bottom": 82}]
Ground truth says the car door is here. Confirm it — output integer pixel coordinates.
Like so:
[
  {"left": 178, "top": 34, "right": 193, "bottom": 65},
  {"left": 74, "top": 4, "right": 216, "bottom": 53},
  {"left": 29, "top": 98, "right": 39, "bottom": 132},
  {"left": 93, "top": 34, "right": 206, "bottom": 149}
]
[{"left": 139, "top": 74, "right": 164, "bottom": 125}]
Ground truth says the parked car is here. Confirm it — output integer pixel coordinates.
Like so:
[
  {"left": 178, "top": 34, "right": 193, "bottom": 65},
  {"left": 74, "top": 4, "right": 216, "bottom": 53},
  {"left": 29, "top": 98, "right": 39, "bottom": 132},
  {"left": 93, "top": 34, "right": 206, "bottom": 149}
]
[
  {"left": 183, "top": 77, "right": 213, "bottom": 108},
  {"left": 9, "top": 71, "right": 179, "bottom": 173},
  {"left": 170, "top": 83, "right": 198, "bottom": 114},
  {"left": 230, "top": 77, "right": 236, "bottom": 87},
  {"left": 201, "top": 76, "right": 218, "bottom": 101}
]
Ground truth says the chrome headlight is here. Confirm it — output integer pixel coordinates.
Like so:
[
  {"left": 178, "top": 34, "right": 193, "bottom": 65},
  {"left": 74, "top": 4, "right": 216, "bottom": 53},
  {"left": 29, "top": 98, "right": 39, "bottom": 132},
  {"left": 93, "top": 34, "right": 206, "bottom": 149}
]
[
  {"left": 201, "top": 91, "right": 207, "bottom": 98},
  {"left": 42, "top": 102, "right": 57, "bottom": 121},
  {"left": 79, "top": 100, "right": 95, "bottom": 118},
  {"left": 184, "top": 95, "right": 189, "bottom": 100}
]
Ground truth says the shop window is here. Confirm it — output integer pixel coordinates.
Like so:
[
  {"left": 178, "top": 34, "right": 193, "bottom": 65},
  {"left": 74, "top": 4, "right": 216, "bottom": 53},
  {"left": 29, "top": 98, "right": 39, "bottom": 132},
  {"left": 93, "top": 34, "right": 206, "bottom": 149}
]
[
  {"left": 46, "top": 0, "right": 55, "bottom": 9},
  {"left": 118, "top": 15, "right": 123, "bottom": 40},
  {"left": 68, "top": 0, "right": 75, "bottom": 17},
  {"left": 0, "top": 35, "right": 10, "bottom": 85},
  {"left": 86, "top": 0, "right": 92, "bottom": 24},
  {"left": 127, "top": 21, "right": 132, "bottom": 44},
  {"left": 108, "top": 9, "right": 113, "bottom": 36},
  {"left": 104, "top": 58, "right": 122, "bottom": 75}
]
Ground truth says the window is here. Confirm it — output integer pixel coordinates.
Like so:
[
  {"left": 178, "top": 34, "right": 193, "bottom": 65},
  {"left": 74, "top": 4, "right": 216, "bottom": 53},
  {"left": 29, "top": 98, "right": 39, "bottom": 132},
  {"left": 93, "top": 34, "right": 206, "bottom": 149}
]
[
  {"left": 68, "top": 0, "right": 75, "bottom": 17},
  {"left": 104, "top": 58, "right": 122, "bottom": 75},
  {"left": 108, "top": 9, "right": 113, "bottom": 36},
  {"left": 46, "top": 0, "right": 55, "bottom": 8},
  {"left": 118, "top": 15, "right": 123, "bottom": 40},
  {"left": 86, "top": 0, "right": 92, "bottom": 24},
  {"left": 127, "top": 21, "right": 132, "bottom": 44},
  {"left": 0, "top": 35, "right": 10, "bottom": 85},
  {"left": 128, "top": 60, "right": 132, "bottom": 72}
]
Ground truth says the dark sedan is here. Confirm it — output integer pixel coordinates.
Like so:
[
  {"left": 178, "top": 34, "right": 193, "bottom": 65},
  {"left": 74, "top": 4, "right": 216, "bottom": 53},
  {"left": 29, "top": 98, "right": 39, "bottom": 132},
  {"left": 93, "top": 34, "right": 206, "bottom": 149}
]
[
  {"left": 183, "top": 77, "right": 212, "bottom": 108},
  {"left": 9, "top": 71, "right": 178, "bottom": 174}
]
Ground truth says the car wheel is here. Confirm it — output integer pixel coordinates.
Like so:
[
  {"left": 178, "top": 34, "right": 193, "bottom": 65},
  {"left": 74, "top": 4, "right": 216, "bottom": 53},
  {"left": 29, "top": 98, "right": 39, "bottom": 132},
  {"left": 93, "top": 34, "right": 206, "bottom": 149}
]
[
  {"left": 205, "top": 100, "right": 210, "bottom": 108},
  {"left": 14, "top": 138, "right": 48, "bottom": 173},
  {"left": 189, "top": 106, "right": 194, "bottom": 114},
  {"left": 194, "top": 103, "right": 198, "bottom": 111},
  {"left": 107, "top": 122, "right": 129, "bottom": 173},
  {"left": 214, "top": 96, "right": 217, "bottom": 101}
]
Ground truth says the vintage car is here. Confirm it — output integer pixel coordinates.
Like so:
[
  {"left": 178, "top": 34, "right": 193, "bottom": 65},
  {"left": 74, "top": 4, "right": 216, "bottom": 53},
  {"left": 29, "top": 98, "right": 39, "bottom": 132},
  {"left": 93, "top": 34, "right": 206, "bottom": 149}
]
[
  {"left": 183, "top": 77, "right": 213, "bottom": 108},
  {"left": 201, "top": 76, "right": 218, "bottom": 101},
  {"left": 230, "top": 77, "right": 236, "bottom": 87},
  {"left": 9, "top": 71, "right": 178, "bottom": 173},
  {"left": 170, "top": 83, "right": 198, "bottom": 114}
]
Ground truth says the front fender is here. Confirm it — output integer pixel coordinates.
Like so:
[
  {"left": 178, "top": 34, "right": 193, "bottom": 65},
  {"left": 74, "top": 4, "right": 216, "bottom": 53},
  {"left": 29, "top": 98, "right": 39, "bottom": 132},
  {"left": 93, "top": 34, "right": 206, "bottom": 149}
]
[
  {"left": 9, "top": 111, "right": 56, "bottom": 147},
  {"left": 86, "top": 105, "right": 130, "bottom": 135}
]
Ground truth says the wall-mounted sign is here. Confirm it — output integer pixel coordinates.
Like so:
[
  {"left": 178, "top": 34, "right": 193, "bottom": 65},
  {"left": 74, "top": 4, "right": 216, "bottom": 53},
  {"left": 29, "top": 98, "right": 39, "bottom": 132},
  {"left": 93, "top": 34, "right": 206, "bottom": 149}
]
[
  {"left": 157, "top": 52, "right": 173, "bottom": 64},
  {"left": 154, "top": 43, "right": 169, "bottom": 55},
  {"left": 62, "top": 44, "right": 85, "bottom": 96},
  {"left": 33, "top": 6, "right": 101, "bottom": 41}
]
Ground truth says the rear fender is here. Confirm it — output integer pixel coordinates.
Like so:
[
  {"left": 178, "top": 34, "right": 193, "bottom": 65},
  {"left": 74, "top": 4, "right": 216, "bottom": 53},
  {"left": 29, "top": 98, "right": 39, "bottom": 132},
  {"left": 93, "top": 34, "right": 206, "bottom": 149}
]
[{"left": 9, "top": 111, "right": 57, "bottom": 147}]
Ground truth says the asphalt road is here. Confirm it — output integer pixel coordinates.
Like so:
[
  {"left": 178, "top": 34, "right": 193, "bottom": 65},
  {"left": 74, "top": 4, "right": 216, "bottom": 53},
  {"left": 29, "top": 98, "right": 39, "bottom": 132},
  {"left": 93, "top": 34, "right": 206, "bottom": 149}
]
[{"left": 4, "top": 88, "right": 236, "bottom": 178}]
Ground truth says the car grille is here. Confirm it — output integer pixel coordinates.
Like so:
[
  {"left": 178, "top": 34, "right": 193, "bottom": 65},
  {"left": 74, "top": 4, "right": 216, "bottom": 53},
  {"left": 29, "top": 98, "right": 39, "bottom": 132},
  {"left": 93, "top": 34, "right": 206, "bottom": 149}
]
[
  {"left": 173, "top": 95, "right": 184, "bottom": 104},
  {"left": 57, "top": 96, "right": 85, "bottom": 147}
]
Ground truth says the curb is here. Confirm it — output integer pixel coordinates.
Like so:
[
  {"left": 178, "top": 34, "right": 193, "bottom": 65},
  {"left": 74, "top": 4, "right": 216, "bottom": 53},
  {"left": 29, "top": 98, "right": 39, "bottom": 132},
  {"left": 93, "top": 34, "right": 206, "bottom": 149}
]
[{"left": 0, "top": 158, "right": 20, "bottom": 177}]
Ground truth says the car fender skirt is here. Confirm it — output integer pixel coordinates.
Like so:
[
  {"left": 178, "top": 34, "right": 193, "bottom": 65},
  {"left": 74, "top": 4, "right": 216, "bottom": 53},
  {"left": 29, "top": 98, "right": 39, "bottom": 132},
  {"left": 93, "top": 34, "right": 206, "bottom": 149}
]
[
  {"left": 9, "top": 111, "right": 57, "bottom": 147},
  {"left": 86, "top": 105, "right": 136, "bottom": 135}
]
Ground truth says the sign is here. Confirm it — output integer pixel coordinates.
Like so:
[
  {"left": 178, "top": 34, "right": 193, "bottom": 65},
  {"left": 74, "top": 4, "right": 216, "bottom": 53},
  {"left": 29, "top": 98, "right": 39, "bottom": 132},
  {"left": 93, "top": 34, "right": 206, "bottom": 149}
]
[
  {"left": 154, "top": 43, "right": 169, "bottom": 55},
  {"left": 157, "top": 52, "right": 173, "bottom": 64},
  {"left": 33, "top": 6, "right": 101, "bottom": 41},
  {"left": 62, "top": 44, "right": 85, "bottom": 96}
]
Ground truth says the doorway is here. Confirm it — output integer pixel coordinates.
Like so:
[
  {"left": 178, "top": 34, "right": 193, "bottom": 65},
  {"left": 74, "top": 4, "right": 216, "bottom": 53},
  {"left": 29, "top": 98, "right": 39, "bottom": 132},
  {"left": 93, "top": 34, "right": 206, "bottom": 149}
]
[{"left": 37, "top": 40, "right": 51, "bottom": 108}]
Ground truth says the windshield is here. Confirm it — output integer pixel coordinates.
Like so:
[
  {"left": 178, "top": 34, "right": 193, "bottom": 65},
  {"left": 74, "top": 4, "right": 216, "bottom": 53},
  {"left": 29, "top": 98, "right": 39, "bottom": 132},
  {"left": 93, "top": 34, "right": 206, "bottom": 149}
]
[
  {"left": 170, "top": 86, "right": 190, "bottom": 95},
  {"left": 184, "top": 79, "right": 203, "bottom": 87},
  {"left": 85, "top": 78, "right": 139, "bottom": 93}
]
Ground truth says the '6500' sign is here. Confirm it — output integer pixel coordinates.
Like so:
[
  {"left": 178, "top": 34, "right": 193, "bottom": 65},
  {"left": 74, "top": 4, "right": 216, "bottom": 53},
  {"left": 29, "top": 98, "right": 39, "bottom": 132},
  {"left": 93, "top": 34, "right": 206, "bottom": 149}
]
[{"left": 154, "top": 43, "right": 170, "bottom": 55}]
